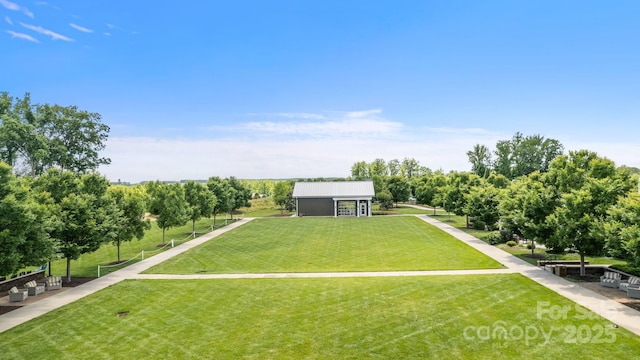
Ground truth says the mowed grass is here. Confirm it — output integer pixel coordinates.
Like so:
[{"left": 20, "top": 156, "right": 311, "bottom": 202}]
[
  {"left": 145, "top": 216, "right": 502, "bottom": 274},
  {"left": 2, "top": 274, "right": 639, "bottom": 359}
]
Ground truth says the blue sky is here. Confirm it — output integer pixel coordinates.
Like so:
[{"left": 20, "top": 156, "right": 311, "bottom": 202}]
[{"left": 2, "top": 1, "right": 640, "bottom": 182}]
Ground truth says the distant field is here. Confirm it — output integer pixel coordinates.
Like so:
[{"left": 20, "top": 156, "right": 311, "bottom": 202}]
[
  {"left": 145, "top": 216, "right": 502, "bottom": 274},
  {"left": 2, "top": 275, "right": 638, "bottom": 359}
]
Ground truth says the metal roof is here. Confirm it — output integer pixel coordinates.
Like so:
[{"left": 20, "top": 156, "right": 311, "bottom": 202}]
[{"left": 292, "top": 181, "right": 375, "bottom": 198}]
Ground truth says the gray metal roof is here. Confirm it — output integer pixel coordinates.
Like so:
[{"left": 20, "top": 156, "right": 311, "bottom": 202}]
[{"left": 292, "top": 181, "right": 375, "bottom": 198}]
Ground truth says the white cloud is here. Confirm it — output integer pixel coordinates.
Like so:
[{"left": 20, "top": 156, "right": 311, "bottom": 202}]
[
  {"left": 240, "top": 109, "right": 402, "bottom": 137},
  {"left": 6, "top": 29, "right": 38, "bottom": 42},
  {"left": 22, "top": 6, "right": 33, "bottom": 18},
  {"left": 104, "top": 32, "right": 111, "bottom": 36},
  {"left": 244, "top": 118, "right": 403, "bottom": 137},
  {"left": 5, "top": 15, "right": 12, "bottom": 25},
  {"left": 69, "top": 23, "right": 93, "bottom": 33},
  {"left": 0, "top": 0, "right": 19, "bottom": 11},
  {"left": 20, "top": 22, "right": 73, "bottom": 41}
]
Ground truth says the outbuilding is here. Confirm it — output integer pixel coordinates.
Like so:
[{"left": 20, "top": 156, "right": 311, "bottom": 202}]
[{"left": 292, "top": 181, "right": 374, "bottom": 217}]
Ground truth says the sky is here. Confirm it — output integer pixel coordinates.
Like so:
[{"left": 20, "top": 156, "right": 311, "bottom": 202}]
[{"left": 2, "top": 1, "right": 640, "bottom": 183}]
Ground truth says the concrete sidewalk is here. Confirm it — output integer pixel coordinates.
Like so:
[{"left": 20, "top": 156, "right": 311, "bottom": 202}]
[{"left": 0, "top": 218, "right": 254, "bottom": 334}]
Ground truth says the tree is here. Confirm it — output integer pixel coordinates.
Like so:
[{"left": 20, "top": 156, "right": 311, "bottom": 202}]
[
  {"left": 376, "top": 190, "right": 393, "bottom": 210},
  {"left": 149, "top": 182, "right": 190, "bottom": 244},
  {"left": 441, "top": 172, "right": 482, "bottom": 225},
  {"left": 351, "top": 161, "right": 369, "bottom": 180},
  {"left": 273, "top": 181, "right": 293, "bottom": 214},
  {"left": 491, "top": 132, "right": 563, "bottom": 179},
  {"left": 207, "top": 176, "right": 233, "bottom": 226},
  {"left": 604, "top": 192, "right": 640, "bottom": 266},
  {"left": 464, "top": 180, "right": 501, "bottom": 230},
  {"left": 545, "top": 150, "right": 634, "bottom": 275},
  {"left": 0, "top": 92, "right": 110, "bottom": 176},
  {"left": 414, "top": 171, "right": 448, "bottom": 215},
  {"left": 0, "top": 162, "right": 56, "bottom": 276},
  {"left": 369, "top": 158, "right": 388, "bottom": 177},
  {"left": 386, "top": 176, "right": 410, "bottom": 206},
  {"left": 400, "top": 157, "right": 424, "bottom": 179},
  {"left": 184, "top": 181, "right": 216, "bottom": 234},
  {"left": 387, "top": 159, "right": 401, "bottom": 176},
  {"left": 467, "top": 144, "right": 492, "bottom": 177},
  {"left": 227, "top": 177, "right": 252, "bottom": 218},
  {"left": 499, "top": 172, "right": 558, "bottom": 254},
  {"left": 108, "top": 185, "right": 151, "bottom": 263},
  {"left": 33, "top": 169, "right": 120, "bottom": 282}
]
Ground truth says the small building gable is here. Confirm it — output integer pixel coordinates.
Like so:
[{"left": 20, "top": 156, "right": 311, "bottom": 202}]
[{"left": 293, "top": 181, "right": 374, "bottom": 217}]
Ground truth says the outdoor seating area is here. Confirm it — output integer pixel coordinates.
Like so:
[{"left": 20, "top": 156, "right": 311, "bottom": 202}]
[
  {"left": 44, "top": 276, "right": 63, "bottom": 291},
  {"left": 600, "top": 271, "right": 640, "bottom": 299},
  {"left": 24, "top": 280, "right": 45, "bottom": 296},
  {"left": 600, "top": 271, "right": 622, "bottom": 288},
  {"left": 7, "top": 287, "right": 28, "bottom": 303}
]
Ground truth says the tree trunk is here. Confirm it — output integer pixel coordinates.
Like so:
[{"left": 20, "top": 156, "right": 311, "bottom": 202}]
[
  {"left": 580, "top": 252, "right": 586, "bottom": 277},
  {"left": 117, "top": 241, "right": 121, "bottom": 263},
  {"left": 66, "top": 257, "right": 71, "bottom": 283},
  {"left": 213, "top": 214, "right": 217, "bottom": 227},
  {"left": 531, "top": 241, "right": 535, "bottom": 256},
  {"left": 162, "top": 227, "right": 166, "bottom": 245},
  {"left": 192, "top": 219, "right": 196, "bottom": 234},
  {"left": 433, "top": 206, "right": 436, "bottom": 215}
]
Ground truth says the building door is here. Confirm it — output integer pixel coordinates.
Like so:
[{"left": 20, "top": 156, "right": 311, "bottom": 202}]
[{"left": 360, "top": 202, "right": 367, "bottom": 217}]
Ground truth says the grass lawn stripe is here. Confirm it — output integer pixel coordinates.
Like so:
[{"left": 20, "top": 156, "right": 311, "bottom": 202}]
[
  {"left": 145, "top": 216, "right": 502, "bottom": 274},
  {"left": 1, "top": 274, "right": 638, "bottom": 359}
]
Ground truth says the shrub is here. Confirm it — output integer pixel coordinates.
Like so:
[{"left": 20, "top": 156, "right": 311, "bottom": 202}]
[
  {"left": 610, "top": 264, "right": 640, "bottom": 277},
  {"left": 483, "top": 231, "right": 501, "bottom": 245},
  {"left": 526, "top": 243, "right": 536, "bottom": 250},
  {"left": 506, "top": 240, "right": 517, "bottom": 247},
  {"left": 499, "top": 229, "right": 513, "bottom": 243}
]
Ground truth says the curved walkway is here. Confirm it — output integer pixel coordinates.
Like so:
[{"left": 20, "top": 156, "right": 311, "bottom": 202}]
[{"left": 2, "top": 214, "right": 640, "bottom": 338}]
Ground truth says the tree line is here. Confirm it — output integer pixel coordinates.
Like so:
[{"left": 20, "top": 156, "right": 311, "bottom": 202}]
[
  {"left": 0, "top": 93, "right": 253, "bottom": 281},
  {"left": 349, "top": 134, "right": 640, "bottom": 275}
]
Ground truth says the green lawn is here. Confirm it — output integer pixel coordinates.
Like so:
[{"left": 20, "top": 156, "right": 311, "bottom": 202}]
[
  {"left": 2, "top": 274, "right": 638, "bottom": 359},
  {"left": 46, "top": 218, "right": 234, "bottom": 278},
  {"left": 145, "top": 216, "right": 502, "bottom": 274}
]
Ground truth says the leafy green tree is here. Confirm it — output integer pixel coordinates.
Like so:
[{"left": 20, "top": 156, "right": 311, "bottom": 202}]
[
  {"left": 0, "top": 162, "right": 56, "bottom": 276},
  {"left": 376, "top": 190, "right": 393, "bottom": 210},
  {"left": 415, "top": 171, "right": 448, "bottom": 215},
  {"left": 0, "top": 92, "right": 110, "bottom": 176},
  {"left": 400, "top": 157, "right": 425, "bottom": 179},
  {"left": 227, "top": 177, "right": 252, "bottom": 218},
  {"left": 33, "top": 169, "right": 120, "bottom": 282},
  {"left": 184, "top": 181, "right": 216, "bottom": 233},
  {"left": 492, "top": 132, "right": 563, "bottom": 179},
  {"left": 207, "top": 176, "right": 233, "bottom": 226},
  {"left": 604, "top": 193, "right": 640, "bottom": 266},
  {"left": 149, "top": 182, "right": 190, "bottom": 244},
  {"left": 464, "top": 180, "right": 501, "bottom": 230},
  {"left": 467, "top": 144, "right": 492, "bottom": 177},
  {"left": 545, "top": 150, "right": 634, "bottom": 275},
  {"left": 387, "top": 159, "right": 401, "bottom": 176},
  {"left": 386, "top": 176, "right": 411, "bottom": 206},
  {"left": 108, "top": 185, "right": 151, "bottom": 263},
  {"left": 351, "top": 161, "right": 369, "bottom": 180},
  {"left": 273, "top": 181, "right": 293, "bottom": 214},
  {"left": 369, "top": 158, "right": 388, "bottom": 177},
  {"left": 499, "top": 172, "right": 558, "bottom": 254},
  {"left": 441, "top": 172, "right": 482, "bottom": 224}
]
